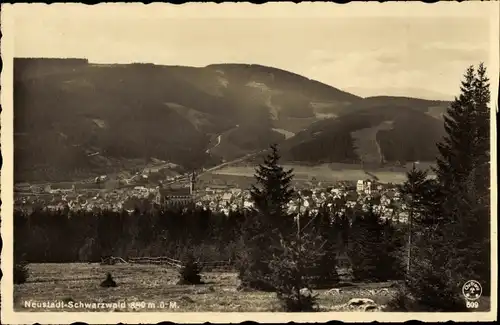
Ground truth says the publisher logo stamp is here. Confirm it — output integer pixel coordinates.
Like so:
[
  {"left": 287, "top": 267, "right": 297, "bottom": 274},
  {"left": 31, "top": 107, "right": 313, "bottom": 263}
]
[{"left": 462, "top": 280, "right": 482, "bottom": 301}]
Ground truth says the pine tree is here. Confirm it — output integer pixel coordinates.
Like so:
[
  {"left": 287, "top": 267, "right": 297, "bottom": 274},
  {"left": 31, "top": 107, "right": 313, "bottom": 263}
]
[
  {"left": 250, "top": 143, "right": 295, "bottom": 232},
  {"left": 469, "top": 62, "right": 491, "bottom": 294},
  {"left": 237, "top": 209, "right": 277, "bottom": 291},
  {"left": 403, "top": 64, "right": 492, "bottom": 310},
  {"left": 305, "top": 206, "right": 340, "bottom": 288},
  {"left": 404, "top": 222, "right": 468, "bottom": 312},
  {"left": 398, "top": 164, "right": 443, "bottom": 281},
  {"left": 238, "top": 144, "right": 295, "bottom": 290},
  {"left": 435, "top": 65, "right": 477, "bottom": 189},
  {"left": 472, "top": 63, "right": 491, "bottom": 226},
  {"left": 399, "top": 164, "right": 442, "bottom": 224},
  {"left": 437, "top": 64, "right": 490, "bottom": 293},
  {"left": 268, "top": 232, "right": 323, "bottom": 312},
  {"left": 473, "top": 63, "right": 491, "bottom": 183},
  {"left": 348, "top": 207, "right": 399, "bottom": 281}
]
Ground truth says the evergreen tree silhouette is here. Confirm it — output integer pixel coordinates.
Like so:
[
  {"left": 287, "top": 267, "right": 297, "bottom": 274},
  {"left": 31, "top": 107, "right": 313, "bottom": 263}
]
[
  {"left": 401, "top": 64, "right": 492, "bottom": 311},
  {"left": 238, "top": 144, "right": 295, "bottom": 290}
]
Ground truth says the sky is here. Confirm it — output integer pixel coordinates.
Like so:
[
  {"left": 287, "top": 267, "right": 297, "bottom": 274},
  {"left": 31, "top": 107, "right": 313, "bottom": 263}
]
[{"left": 8, "top": 3, "right": 497, "bottom": 100}]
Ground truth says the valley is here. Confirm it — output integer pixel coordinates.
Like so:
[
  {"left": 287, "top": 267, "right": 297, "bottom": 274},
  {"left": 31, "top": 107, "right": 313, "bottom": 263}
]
[{"left": 14, "top": 58, "right": 449, "bottom": 183}]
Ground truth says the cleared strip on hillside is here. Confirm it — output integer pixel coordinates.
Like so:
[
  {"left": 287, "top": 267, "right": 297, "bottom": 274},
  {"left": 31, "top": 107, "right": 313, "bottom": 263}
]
[{"left": 351, "top": 121, "right": 394, "bottom": 165}]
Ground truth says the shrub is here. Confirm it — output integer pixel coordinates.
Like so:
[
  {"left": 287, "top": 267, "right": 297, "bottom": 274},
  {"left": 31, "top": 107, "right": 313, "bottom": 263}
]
[
  {"left": 385, "top": 284, "right": 413, "bottom": 312},
  {"left": 178, "top": 253, "right": 203, "bottom": 285},
  {"left": 348, "top": 209, "right": 404, "bottom": 282},
  {"left": 305, "top": 251, "right": 340, "bottom": 289},
  {"left": 277, "top": 287, "right": 318, "bottom": 312},
  {"left": 406, "top": 263, "right": 467, "bottom": 312},
  {"left": 14, "top": 261, "right": 29, "bottom": 285},
  {"left": 404, "top": 231, "right": 468, "bottom": 312},
  {"left": 100, "top": 272, "right": 117, "bottom": 288},
  {"left": 268, "top": 233, "right": 323, "bottom": 312},
  {"left": 236, "top": 232, "right": 276, "bottom": 292}
]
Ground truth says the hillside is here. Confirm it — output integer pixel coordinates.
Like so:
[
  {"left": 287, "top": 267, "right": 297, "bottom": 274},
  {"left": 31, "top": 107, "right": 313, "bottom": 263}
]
[
  {"left": 14, "top": 58, "right": 449, "bottom": 182},
  {"left": 282, "top": 104, "right": 446, "bottom": 166}
]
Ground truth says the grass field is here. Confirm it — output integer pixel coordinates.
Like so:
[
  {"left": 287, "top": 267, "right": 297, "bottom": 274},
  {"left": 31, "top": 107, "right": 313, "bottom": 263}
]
[
  {"left": 13, "top": 263, "right": 491, "bottom": 313},
  {"left": 212, "top": 164, "right": 409, "bottom": 184},
  {"left": 15, "top": 263, "right": 400, "bottom": 312},
  {"left": 210, "top": 161, "right": 438, "bottom": 186}
]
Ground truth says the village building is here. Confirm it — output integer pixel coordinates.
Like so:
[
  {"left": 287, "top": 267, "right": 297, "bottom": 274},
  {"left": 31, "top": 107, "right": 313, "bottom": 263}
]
[
  {"left": 364, "top": 181, "right": 372, "bottom": 195},
  {"left": 30, "top": 185, "right": 44, "bottom": 194},
  {"left": 156, "top": 172, "right": 197, "bottom": 208},
  {"left": 356, "top": 180, "right": 364, "bottom": 193}
]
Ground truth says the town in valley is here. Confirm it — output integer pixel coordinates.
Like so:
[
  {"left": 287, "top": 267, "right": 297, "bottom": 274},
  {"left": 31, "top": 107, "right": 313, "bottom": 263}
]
[{"left": 15, "top": 159, "right": 416, "bottom": 223}]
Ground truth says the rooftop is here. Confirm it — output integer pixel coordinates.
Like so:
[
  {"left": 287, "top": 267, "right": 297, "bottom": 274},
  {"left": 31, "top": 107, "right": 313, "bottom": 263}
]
[{"left": 159, "top": 187, "right": 191, "bottom": 197}]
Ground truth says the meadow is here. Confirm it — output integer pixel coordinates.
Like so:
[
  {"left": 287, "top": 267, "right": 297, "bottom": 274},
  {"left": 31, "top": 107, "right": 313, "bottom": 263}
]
[
  {"left": 211, "top": 163, "right": 416, "bottom": 184},
  {"left": 14, "top": 263, "right": 399, "bottom": 312}
]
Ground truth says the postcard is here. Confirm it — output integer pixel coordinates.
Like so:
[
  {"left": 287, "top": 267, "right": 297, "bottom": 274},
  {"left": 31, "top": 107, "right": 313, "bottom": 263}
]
[{"left": 1, "top": 2, "right": 498, "bottom": 324}]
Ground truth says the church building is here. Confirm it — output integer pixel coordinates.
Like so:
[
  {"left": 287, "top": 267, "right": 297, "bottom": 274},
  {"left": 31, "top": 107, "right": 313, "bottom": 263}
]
[{"left": 155, "top": 172, "right": 197, "bottom": 208}]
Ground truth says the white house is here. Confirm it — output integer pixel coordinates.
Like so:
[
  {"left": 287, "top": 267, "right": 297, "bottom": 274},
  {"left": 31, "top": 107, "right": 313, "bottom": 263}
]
[
  {"left": 365, "top": 181, "right": 372, "bottom": 195},
  {"left": 356, "top": 180, "right": 364, "bottom": 193}
]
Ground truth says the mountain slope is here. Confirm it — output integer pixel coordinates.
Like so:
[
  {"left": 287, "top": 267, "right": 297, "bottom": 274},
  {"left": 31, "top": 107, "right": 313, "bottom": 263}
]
[
  {"left": 282, "top": 103, "right": 446, "bottom": 166},
  {"left": 14, "top": 58, "right": 450, "bottom": 182},
  {"left": 14, "top": 58, "right": 368, "bottom": 182}
]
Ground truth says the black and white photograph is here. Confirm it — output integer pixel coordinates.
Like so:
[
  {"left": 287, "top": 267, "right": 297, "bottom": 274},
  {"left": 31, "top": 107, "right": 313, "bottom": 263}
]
[{"left": 1, "top": 2, "right": 498, "bottom": 324}]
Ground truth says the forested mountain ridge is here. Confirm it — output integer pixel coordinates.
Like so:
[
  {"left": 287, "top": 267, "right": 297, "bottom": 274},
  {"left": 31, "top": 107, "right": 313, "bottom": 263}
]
[{"left": 14, "top": 58, "right": 449, "bottom": 181}]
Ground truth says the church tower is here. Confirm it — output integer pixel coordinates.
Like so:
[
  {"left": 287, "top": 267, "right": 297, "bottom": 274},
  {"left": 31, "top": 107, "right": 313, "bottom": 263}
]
[{"left": 189, "top": 171, "right": 196, "bottom": 196}]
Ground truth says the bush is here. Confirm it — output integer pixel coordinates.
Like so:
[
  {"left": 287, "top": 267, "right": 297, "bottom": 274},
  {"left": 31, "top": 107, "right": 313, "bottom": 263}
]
[
  {"left": 236, "top": 235, "right": 276, "bottom": 292},
  {"left": 277, "top": 287, "right": 318, "bottom": 312},
  {"left": 407, "top": 265, "right": 467, "bottom": 312},
  {"left": 305, "top": 209, "right": 341, "bottom": 288},
  {"left": 306, "top": 253, "right": 340, "bottom": 289},
  {"left": 14, "top": 261, "right": 29, "bottom": 285},
  {"left": 268, "top": 233, "right": 323, "bottom": 312},
  {"left": 348, "top": 209, "right": 404, "bottom": 282},
  {"left": 404, "top": 231, "right": 468, "bottom": 312},
  {"left": 178, "top": 253, "right": 203, "bottom": 285},
  {"left": 236, "top": 213, "right": 279, "bottom": 292},
  {"left": 385, "top": 284, "right": 413, "bottom": 312}
]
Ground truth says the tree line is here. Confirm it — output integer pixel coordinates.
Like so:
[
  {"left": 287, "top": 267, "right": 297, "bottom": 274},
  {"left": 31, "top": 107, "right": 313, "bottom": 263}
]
[
  {"left": 14, "top": 190, "right": 406, "bottom": 282},
  {"left": 392, "top": 63, "right": 491, "bottom": 311}
]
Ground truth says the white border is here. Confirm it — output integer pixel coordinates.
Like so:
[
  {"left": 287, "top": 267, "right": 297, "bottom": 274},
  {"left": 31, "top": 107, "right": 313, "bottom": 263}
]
[{"left": 1, "top": 2, "right": 499, "bottom": 324}]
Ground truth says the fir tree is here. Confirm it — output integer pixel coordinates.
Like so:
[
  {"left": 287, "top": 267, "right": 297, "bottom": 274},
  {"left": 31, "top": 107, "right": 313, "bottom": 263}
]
[
  {"left": 237, "top": 209, "right": 277, "bottom": 291},
  {"left": 473, "top": 62, "right": 491, "bottom": 180},
  {"left": 238, "top": 144, "right": 296, "bottom": 290},
  {"left": 399, "top": 164, "right": 442, "bottom": 224},
  {"left": 405, "top": 64, "right": 492, "bottom": 310},
  {"left": 404, "top": 223, "right": 468, "bottom": 312},
  {"left": 250, "top": 143, "right": 295, "bottom": 232},
  {"left": 399, "top": 164, "right": 442, "bottom": 280},
  {"left": 472, "top": 63, "right": 491, "bottom": 222},
  {"left": 305, "top": 205, "right": 340, "bottom": 288},
  {"left": 268, "top": 232, "right": 323, "bottom": 312},
  {"left": 436, "top": 64, "right": 490, "bottom": 293},
  {"left": 469, "top": 62, "right": 491, "bottom": 294},
  {"left": 348, "top": 207, "right": 399, "bottom": 281},
  {"left": 435, "top": 65, "right": 477, "bottom": 188}
]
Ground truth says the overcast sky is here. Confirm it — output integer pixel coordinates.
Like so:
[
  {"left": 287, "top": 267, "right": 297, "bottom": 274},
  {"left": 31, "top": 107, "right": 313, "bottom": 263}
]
[{"left": 9, "top": 3, "right": 497, "bottom": 100}]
